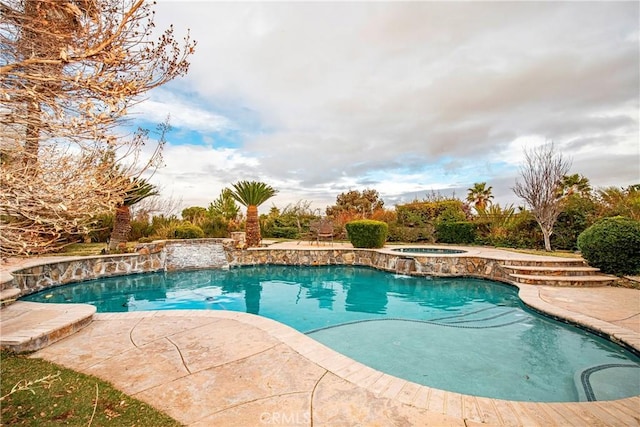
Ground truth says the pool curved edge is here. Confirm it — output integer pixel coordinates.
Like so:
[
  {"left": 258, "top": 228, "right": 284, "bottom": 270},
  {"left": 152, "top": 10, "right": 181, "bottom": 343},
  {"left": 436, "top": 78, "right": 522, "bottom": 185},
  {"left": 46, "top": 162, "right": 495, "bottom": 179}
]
[
  {"left": 3, "top": 245, "right": 638, "bottom": 356},
  {"left": 514, "top": 283, "right": 640, "bottom": 355},
  {"left": 91, "top": 309, "right": 640, "bottom": 425}
]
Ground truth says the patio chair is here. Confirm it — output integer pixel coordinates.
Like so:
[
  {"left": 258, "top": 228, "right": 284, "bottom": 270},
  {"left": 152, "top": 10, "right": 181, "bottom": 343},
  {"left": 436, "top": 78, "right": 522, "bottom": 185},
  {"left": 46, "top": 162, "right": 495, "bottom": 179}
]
[{"left": 310, "top": 218, "right": 334, "bottom": 245}]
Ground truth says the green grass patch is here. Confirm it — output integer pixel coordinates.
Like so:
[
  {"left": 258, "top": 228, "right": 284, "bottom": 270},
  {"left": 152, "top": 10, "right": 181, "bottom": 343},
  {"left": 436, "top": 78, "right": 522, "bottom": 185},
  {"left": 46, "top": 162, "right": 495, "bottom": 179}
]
[
  {"left": 1, "top": 351, "right": 181, "bottom": 426},
  {"left": 50, "top": 243, "right": 107, "bottom": 257},
  {"left": 47, "top": 242, "right": 139, "bottom": 257}
]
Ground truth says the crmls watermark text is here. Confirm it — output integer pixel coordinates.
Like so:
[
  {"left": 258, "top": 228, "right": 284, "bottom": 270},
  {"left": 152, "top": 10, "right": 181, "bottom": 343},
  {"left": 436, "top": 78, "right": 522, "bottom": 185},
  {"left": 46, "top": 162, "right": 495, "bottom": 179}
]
[{"left": 260, "top": 411, "right": 310, "bottom": 425}]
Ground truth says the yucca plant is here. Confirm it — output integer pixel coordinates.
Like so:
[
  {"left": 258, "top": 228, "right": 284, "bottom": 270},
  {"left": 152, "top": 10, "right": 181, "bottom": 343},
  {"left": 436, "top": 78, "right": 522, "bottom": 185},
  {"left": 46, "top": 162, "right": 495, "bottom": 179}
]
[
  {"left": 108, "top": 178, "right": 158, "bottom": 251},
  {"left": 229, "top": 181, "right": 278, "bottom": 247}
]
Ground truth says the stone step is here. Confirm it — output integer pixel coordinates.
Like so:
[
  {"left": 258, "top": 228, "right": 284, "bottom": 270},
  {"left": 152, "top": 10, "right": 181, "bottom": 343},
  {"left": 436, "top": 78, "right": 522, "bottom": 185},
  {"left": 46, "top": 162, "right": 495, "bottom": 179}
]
[
  {"left": 0, "top": 301, "right": 96, "bottom": 353},
  {"left": 509, "top": 273, "right": 617, "bottom": 287},
  {"left": 501, "top": 259, "right": 587, "bottom": 268},
  {"left": 0, "top": 287, "right": 21, "bottom": 306},
  {"left": 501, "top": 264, "right": 601, "bottom": 277}
]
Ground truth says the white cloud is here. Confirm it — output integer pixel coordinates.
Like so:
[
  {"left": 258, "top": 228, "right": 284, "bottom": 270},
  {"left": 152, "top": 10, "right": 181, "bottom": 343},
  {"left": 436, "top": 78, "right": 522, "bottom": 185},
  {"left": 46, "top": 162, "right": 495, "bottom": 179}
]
[
  {"left": 147, "top": 144, "right": 259, "bottom": 208},
  {"left": 142, "top": 1, "right": 639, "bottom": 211},
  {"left": 130, "top": 89, "right": 234, "bottom": 135}
]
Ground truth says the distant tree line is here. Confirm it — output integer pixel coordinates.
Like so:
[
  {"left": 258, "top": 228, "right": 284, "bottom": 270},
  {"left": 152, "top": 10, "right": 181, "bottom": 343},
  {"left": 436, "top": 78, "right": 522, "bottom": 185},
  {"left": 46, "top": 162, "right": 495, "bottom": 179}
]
[{"left": 83, "top": 173, "right": 638, "bottom": 254}]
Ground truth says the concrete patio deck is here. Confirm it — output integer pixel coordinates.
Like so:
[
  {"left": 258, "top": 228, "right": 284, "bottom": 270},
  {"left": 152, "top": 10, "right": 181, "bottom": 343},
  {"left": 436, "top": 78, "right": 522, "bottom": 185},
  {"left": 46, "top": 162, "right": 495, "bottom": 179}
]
[{"left": 1, "top": 244, "right": 639, "bottom": 426}]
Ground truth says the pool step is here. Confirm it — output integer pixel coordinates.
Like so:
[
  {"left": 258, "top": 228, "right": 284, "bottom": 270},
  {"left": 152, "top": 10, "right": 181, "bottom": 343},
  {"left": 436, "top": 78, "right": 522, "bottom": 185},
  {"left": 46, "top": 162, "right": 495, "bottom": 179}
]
[
  {"left": 508, "top": 273, "right": 617, "bottom": 287},
  {"left": 500, "top": 260, "right": 617, "bottom": 287},
  {"left": 0, "top": 301, "right": 96, "bottom": 353},
  {"left": 0, "top": 287, "right": 21, "bottom": 306},
  {"left": 501, "top": 259, "right": 589, "bottom": 268},
  {"left": 501, "top": 264, "right": 601, "bottom": 277}
]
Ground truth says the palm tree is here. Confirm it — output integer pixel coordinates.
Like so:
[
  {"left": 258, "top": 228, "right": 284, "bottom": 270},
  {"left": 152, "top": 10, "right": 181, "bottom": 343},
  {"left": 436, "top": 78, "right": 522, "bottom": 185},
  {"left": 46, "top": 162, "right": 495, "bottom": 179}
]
[
  {"left": 208, "top": 188, "right": 241, "bottom": 221},
  {"left": 558, "top": 174, "right": 591, "bottom": 198},
  {"left": 466, "top": 182, "right": 494, "bottom": 213},
  {"left": 229, "top": 181, "right": 278, "bottom": 247},
  {"left": 108, "top": 178, "right": 158, "bottom": 251}
]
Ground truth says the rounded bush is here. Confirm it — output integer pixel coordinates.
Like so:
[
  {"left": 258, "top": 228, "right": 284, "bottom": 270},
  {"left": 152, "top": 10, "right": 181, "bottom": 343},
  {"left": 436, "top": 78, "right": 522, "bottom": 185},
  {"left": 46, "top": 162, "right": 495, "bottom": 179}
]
[
  {"left": 345, "top": 220, "right": 388, "bottom": 248},
  {"left": 173, "top": 224, "right": 205, "bottom": 239},
  {"left": 577, "top": 216, "right": 640, "bottom": 276}
]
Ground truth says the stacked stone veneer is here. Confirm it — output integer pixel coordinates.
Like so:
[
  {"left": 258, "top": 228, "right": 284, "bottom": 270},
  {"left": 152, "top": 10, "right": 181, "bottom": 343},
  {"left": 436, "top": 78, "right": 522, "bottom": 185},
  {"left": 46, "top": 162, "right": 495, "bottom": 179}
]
[
  {"left": 4, "top": 240, "right": 516, "bottom": 298},
  {"left": 7, "top": 253, "right": 164, "bottom": 296},
  {"left": 162, "top": 238, "right": 235, "bottom": 271},
  {"left": 5, "top": 239, "right": 235, "bottom": 297},
  {"left": 230, "top": 248, "right": 512, "bottom": 284}
]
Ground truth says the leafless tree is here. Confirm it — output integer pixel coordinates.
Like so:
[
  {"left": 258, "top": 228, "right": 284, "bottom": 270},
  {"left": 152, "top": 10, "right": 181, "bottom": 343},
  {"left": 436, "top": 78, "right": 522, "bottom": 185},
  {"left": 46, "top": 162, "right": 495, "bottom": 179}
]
[
  {"left": 513, "top": 143, "right": 571, "bottom": 251},
  {"left": 0, "top": 0, "right": 195, "bottom": 256},
  {"left": 131, "top": 193, "right": 184, "bottom": 221}
]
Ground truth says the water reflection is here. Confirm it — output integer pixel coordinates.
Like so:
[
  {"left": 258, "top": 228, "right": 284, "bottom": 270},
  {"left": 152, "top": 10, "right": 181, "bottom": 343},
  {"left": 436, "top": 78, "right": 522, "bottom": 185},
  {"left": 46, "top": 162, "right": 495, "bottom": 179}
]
[
  {"left": 244, "top": 283, "right": 262, "bottom": 314},
  {"left": 24, "top": 265, "right": 521, "bottom": 317},
  {"left": 21, "top": 265, "right": 640, "bottom": 403},
  {"left": 345, "top": 281, "right": 388, "bottom": 314}
]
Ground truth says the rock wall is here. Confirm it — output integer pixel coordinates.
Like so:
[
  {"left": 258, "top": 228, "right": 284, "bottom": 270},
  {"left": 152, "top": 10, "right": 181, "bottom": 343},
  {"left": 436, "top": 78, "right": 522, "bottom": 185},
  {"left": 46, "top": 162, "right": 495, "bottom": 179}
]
[
  {"left": 6, "top": 241, "right": 513, "bottom": 298},
  {"left": 228, "top": 248, "right": 512, "bottom": 284},
  {"left": 9, "top": 253, "right": 164, "bottom": 295}
]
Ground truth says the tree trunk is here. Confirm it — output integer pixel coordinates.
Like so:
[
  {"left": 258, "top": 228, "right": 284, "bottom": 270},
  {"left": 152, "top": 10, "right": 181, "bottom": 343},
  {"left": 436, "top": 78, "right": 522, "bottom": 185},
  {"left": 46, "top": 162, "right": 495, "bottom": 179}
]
[
  {"left": 542, "top": 227, "right": 552, "bottom": 252},
  {"left": 109, "top": 205, "right": 132, "bottom": 251},
  {"left": 245, "top": 205, "right": 261, "bottom": 247}
]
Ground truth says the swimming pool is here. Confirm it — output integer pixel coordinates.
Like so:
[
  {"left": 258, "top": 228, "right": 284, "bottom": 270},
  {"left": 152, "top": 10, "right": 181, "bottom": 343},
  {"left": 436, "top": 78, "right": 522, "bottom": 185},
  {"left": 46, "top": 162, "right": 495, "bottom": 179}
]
[{"left": 22, "top": 265, "right": 640, "bottom": 402}]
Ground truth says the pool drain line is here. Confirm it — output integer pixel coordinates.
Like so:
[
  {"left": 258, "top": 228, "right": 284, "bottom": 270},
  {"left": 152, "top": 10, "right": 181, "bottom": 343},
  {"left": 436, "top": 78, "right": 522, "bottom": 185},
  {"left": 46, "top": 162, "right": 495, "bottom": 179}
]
[{"left": 304, "top": 315, "right": 524, "bottom": 335}]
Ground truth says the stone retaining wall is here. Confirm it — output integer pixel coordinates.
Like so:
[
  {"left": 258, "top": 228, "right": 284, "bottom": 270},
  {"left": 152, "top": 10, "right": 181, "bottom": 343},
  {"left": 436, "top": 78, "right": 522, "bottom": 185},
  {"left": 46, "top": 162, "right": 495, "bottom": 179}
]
[
  {"left": 9, "top": 253, "right": 164, "bottom": 296},
  {"left": 230, "top": 248, "right": 512, "bottom": 284},
  {"left": 5, "top": 240, "right": 514, "bottom": 297}
]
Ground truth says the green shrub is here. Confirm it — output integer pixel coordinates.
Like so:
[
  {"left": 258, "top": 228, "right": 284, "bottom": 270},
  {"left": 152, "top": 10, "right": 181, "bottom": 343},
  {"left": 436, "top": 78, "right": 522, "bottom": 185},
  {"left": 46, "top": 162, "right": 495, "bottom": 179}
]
[
  {"left": 551, "top": 196, "right": 598, "bottom": 251},
  {"left": 173, "top": 224, "right": 205, "bottom": 239},
  {"left": 200, "top": 215, "right": 230, "bottom": 238},
  {"left": 130, "top": 219, "right": 153, "bottom": 241},
  {"left": 436, "top": 221, "right": 476, "bottom": 244},
  {"left": 396, "top": 200, "right": 465, "bottom": 226},
  {"left": 88, "top": 214, "right": 114, "bottom": 243},
  {"left": 577, "top": 216, "right": 640, "bottom": 275},
  {"left": 345, "top": 220, "right": 388, "bottom": 248},
  {"left": 270, "top": 226, "right": 300, "bottom": 239},
  {"left": 151, "top": 215, "right": 181, "bottom": 239},
  {"left": 387, "top": 224, "right": 434, "bottom": 243}
]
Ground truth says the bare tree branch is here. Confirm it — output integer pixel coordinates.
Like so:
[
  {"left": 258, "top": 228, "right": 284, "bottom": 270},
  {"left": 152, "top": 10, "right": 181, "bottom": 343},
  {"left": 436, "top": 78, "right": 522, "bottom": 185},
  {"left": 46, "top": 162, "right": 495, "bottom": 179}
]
[
  {"left": 513, "top": 143, "right": 571, "bottom": 251},
  {"left": 0, "top": 0, "right": 195, "bottom": 257}
]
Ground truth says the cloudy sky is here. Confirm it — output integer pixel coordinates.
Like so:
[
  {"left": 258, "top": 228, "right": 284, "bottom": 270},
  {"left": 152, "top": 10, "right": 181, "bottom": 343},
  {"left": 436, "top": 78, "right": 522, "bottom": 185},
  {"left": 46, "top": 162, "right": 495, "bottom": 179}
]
[{"left": 134, "top": 1, "right": 639, "bottom": 213}]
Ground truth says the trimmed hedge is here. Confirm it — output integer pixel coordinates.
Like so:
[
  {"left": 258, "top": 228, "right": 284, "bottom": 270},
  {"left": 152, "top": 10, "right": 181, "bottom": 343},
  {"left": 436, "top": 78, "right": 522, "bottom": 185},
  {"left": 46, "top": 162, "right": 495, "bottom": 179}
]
[
  {"left": 345, "top": 220, "right": 388, "bottom": 248},
  {"left": 387, "top": 224, "right": 435, "bottom": 243},
  {"left": 577, "top": 216, "right": 640, "bottom": 276},
  {"left": 270, "top": 226, "right": 299, "bottom": 239},
  {"left": 436, "top": 221, "right": 476, "bottom": 244},
  {"left": 173, "top": 224, "right": 205, "bottom": 239}
]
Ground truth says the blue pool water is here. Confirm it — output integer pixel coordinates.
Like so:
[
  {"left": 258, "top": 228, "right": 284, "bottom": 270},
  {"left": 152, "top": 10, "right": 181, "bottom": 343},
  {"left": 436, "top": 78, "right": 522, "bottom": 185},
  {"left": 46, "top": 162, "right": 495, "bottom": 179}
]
[{"left": 22, "top": 265, "right": 640, "bottom": 402}]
